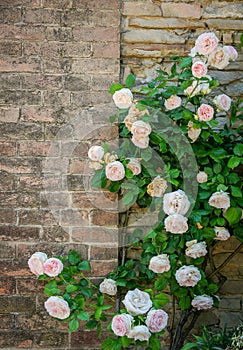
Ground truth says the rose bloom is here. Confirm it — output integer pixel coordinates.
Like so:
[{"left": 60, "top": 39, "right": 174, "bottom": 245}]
[
  {"left": 105, "top": 161, "right": 125, "bottom": 181},
  {"left": 113, "top": 88, "right": 133, "bottom": 109},
  {"left": 197, "top": 171, "right": 208, "bottom": 183},
  {"left": 44, "top": 296, "right": 70, "bottom": 320},
  {"left": 99, "top": 278, "right": 117, "bottom": 296},
  {"left": 213, "top": 94, "right": 231, "bottom": 112},
  {"left": 164, "top": 214, "right": 188, "bottom": 234},
  {"left": 208, "top": 46, "right": 230, "bottom": 70},
  {"left": 126, "top": 158, "right": 141, "bottom": 175},
  {"left": 163, "top": 189, "right": 190, "bottom": 215},
  {"left": 128, "top": 103, "right": 149, "bottom": 119},
  {"left": 88, "top": 145, "right": 104, "bottom": 162},
  {"left": 149, "top": 254, "right": 171, "bottom": 274},
  {"left": 195, "top": 32, "right": 219, "bottom": 56},
  {"left": 197, "top": 103, "right": 214, "bottom": 122},
  {"left": 122, "top": 288, "right": 152, "bottom": 316},
  {"left": 185, "top": 240, "right": 208, "bottom": 259},
  {"left": 184, "top": 80, "right": 201, "bottom": 97},
  {"left": 104, "top": 152, "right": 118, "bottom": 164},
  {"left": 223, "top": 45, "right": 238, "bottom": 61},
  {"left": 127, "top": 325, "right": 151, "bottom": 342},
  {"left": 188, "top": 121, "right": 201, "bottom": 143},
  {"left": 28, "top": 252, "right": 47, "bottom": 277},
  {"left": 191, "top": 295, "right": 214, "bottom": 310},
  {"left": 131, "top": 135, "right": 149, "bottom": 149},
  {"left": 208, "top": 191, "right": 230, "bottom": 209},
  {"left": 192, "top": 61, "right": 208, "bottom": 79},
  {"left": 214, "top": 226, "right": 230, "bottom": 241},
  {"left": 175, "top": 265, "right": 201, "bottom": 287},
  {"left": 88, "top": 161, "right": 103, "bottom": 170},
  {"left": 145, "top": 309, "right": 168, "bottom": 333},
  {"left": 147, "top": 176, "right": 167, "bottom": 198},
  {"left": 131, "top": 120, "right": 152, "bottom": 137},
  {"left": 124, "top": 114, "right": 138, "bottom": 131},
  {"left": 164, "top": 95, "right": 182, "bottom": 110},
  {"left": 43, "top": 258, "right": 63, "bottom": 277},
  {"left": 199, "top": 82, "right": 211, "bottom": 95},
  {"left": 111, "top": 314, "right": 133, "bottom": 337}
]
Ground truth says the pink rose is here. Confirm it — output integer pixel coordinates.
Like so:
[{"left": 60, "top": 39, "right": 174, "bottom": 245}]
[
  {"left": 195, "top": 32, "right": 219, "bottom": 56},
  {"left": 113, "top": 88, "right": 133, "bottom": 109},
  {"left": 164, "top": 95, "right": 182, "bottom": 110},
  {"left": 223, "top": 45, "right": 238, "bottom": 61},
  {"left": 197, "top": 104, "right": 214, "bottom": 122},
  {"left": 131, "top": 135, "right": 149, "bottom": 149},
  {"left": 28, "top": 252, "right": 47, "bottom": 277},
  {"left": 111, "top": 314, "right": 133, "bottom": 336},
  {"left": 44, "top": 296, "right": 70, "bottom": 320},
  {"left": 127, "top": 325, "right": 151, "bottom": 341},
  {"left": 214, "top": 226, "right": 230, "bottom": 241},
  {"left": 149, "top": 254, "right": 170, "bottom": 274},
  {"left": 43, "top": 258, "right": 63, "bottom": 277},
  {"left": 208, "top": 46, "right": 230, "bottom": 69},
  {"left": 191, "top": 295, "right": 213, "bottom": 310},
  {"left": 126, "top": 158, "right": 141, "bottom": 175},
  {"left": 192, "top": 61, "right": 208, "bottom": 79},
  {"left": 145, "top": 309, "right": 168, "bottom": 333},
  {"left": 88, "top": 145, "right": 104, "bottom": 162},
  {"left": 213, "top": 94, "right": 231, "bottom": 112},
  {"left": 105, "top": 161, "right": 125, "bottom": 181},
  {"left": 131, "top": 120, "right": 151, "bottom": 137},
  {"left": 175, "top": 265, "right": 201, "bottom": 287}
]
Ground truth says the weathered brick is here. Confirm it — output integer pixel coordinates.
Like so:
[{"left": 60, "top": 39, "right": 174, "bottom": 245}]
[
  {"left": 0, "top": 24, "right": 45, "bottom": 40},
  {"left": 0, "top": 277, "right": 15, "bottom": 295},
  {"left": 73, "top": 26, "right": 119, "bottom": 42},
  {"left": 19, "top": 141, "right": 59, "bottom": 156},
  {"left": 0, "top": 73, "right": 21, "bottom": 90},
  {"left": 21, "top": 73, "right": 63, "bottom": 90},
  {"left": 71, "top": 91, "right": 111, "bottom": 107},
  {"left": 91, "top": 10, "right": 120, "bottom": 28},
  {"left": 129, "top": 17, "right": 205, "bottom": 29},
  {"left": 0, "top": 191, "right": 40, "bottom": 208},
  {"left": 60, "top": 141, "right": 89, "bottom": 158},
  {"left": 122, "top": 43, "right": 189, "bottom": 58},
  {"left": 89, "top": 260, "right": 117, "bottom": 277},
  {"left": 0, "top": 158, "right": 41, "bottom": 174},
  {"left": 0, "top": 172, "right": 16, "bottom": 191},
  {"left": 23, "top": 41, "right": 61, "bottom": 57},
  {"left": 67, "top": 174, "right": 89, "bottom": 190},
  {"left": 21, "top": 106, "right": 65, "bottom": 123},
  {"left": 203, "top": 3, "right": 243, "bottom": 19},
  {"left": 0, "top": 89, "right": 41, "bottom": 105},
  {"left": 0, "top": 123, "right": 42, "bottom": 140},
  {"left": 0, "top": 330, "right": 34, "bottom": 348},
  {"left": 92, "top": 42, "right": 119, "bottom": 58},
  {"left": 41, "top": 191, "right": 70, "bottom": 208},
  {"left": 123, "top": 29, "right": 185, "bottom": 44},
  {"left": 0, "top": 314, "right": 14, "bottom": 330},
  {"left": 62, "top": 42, "right": 92, "bottom": 58},
  {"left": 42, "top": 57, "right": 71, "bottom": 74},
  {"left": 0, "top": 142, "right": 17, "bottom": 156},
  {"left": 72, "top": 191, "right": 117, "bottom": 210},
  {"left": 122, "top": 1, "right": 161, "bottom": 16},
  {"left": 1, "top": 259, "right": 31, "bottom": 277},
  {"left": 71, "top": 330, "right": 110, "bottom": 348},
  {"left": 23, "top": 8, "right": 62, "bottom": 24},
  {"left": 42, "top": 91, "right": 71, "bottom": 106},
  {"left": 22, "top": 0, "right": 41, "bottom": 6},
  {"left": 18, "top": 175, "right": 62, "bottom": 192},
  {"left": 42, "top": 0, "right": 72, "bottom": 8},
  {"left": 41, "top": 226, "right": 69, "bottom": 242},
  {"left": 0, "top": 209, "right": 17, "bottom": 224},
  {"left": 90, "top": 209, "right": 118, "bottom": 226},
  {"left": 15, "top": 313, "right": 58, "bottom": 330},
  {"left": 0, "top": 107, "right": 19, "bottom": 122},
  {"left": 90, "top": 245, "right": 118, "bottom": 260},
  {"left": 45, "top": 26, "right": 73, "bottom": 41},
  {"left": 0, "top": 226, "right": 40, "bottom": 241},
  {"left": 0, "top": 242, "right": 16, "bottom": 259},
  {"left": 73, "top": 0, "right": 119, "bottom": 10},
  {"left": 72, "top": 58, "right": 119, "bottom": 74},
  {"left": 0, "top": 7, "right": 22, "bottom": 23},
  {"left": 60, "top": 209, "right": 89, "bottom": 226},
  {"left": 69, "top": 161, "right": 92, "bottom": 175},
  {"left": 0, "top": 40, "right": 22, "bottom": 56},
  {"left": 0, "top": 57, "right": 40, "bottom": 73},
  {"left": 91, "top": 75, "right": 118, "bottom": 91},
  {"left": 34, "top": 332, "right": 69, "bottom": 347},
  {"left": 63, "top": 75, "right": 91, "bottom": 91},
  {"left": 161, "top": 2, "right": 202, "bottom": 18},
  {"left": 43, "top": 157, "right": 69, "bottom": 174},
  {"left": 18, "top": 209, "right": 58, "bottom": 226},
  {"left": 72, "top": 227, "right": 118, "bottom": 244},
  {"left": 16, "top": 278, "right": 45, "bottom": 295},
  {"left": 206, "top": 19, "right": 243, "bottom": 30}
]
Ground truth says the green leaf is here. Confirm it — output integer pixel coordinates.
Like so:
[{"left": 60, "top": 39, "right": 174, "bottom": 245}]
[
  {"left": 44, "top": 287, "right": 61, "bottom": 296},
  {"left": 109, "top": 114, "right": 117, "bottom": 123},
  {"left": 207, "top": 283, "right": 219, "bottom": 294},
  {"left": 179, "top": 56, "right": 192, "bottom": 69},
  {"left": 101, "top": 338, "right": 122, "bottom": 350},
  {"left": 121, "top": 336, "right": 132, "bottom": 348},
  {"left": 179, "top": 295, "right": 191, "bottom": 310},
  {"left": 213, "top": 163, "right": 222, "bottom": 174},
  {"left": 153, "top": 293, "right": 169, "bottom": 308},
  {"left": 181, "top": 343, "right": 198, "bottom": 350},
  {"left": 231, "top": 186, "right": 242, "bottom": 198},
  {"left": 154, "top": 279, "right": 167, "bottom": 291},
  {"left": 233, "top": 143, "right": 243, "bottom": 156},
  {"left": 86, "top": 319, "right": 98, "bottom": 329},
  {"left": 227, "top": 156, "right": 241, "bottom": 169},
  {"left": 122, "top": 191, "right": 136, "bottom": 206},
  {"left": 149, "top": 335, "right": 161, "bottom": 350},
  {"left": 66, "top": 284, "right": 78, "bottom": 293},
  {"left": 77, "top": 311, "right": 90, "bottom": 321},
  {"left": 78, "top": 260, "right": 91, "bottom": 271},
  {"left": 125, "top": 73, "right": 136, "bottom": 88},
  {"left": 224, "top": 207, "right": 242, "bottom": 225},
  {"left": 202, "top": 227, "right": 216, "bottom": 240},
  {"left": 109, "top": 83, "right": 123, "bottom": 94},
  {"left": 69, "top": 319, "right": 79, "bottom": 332}
]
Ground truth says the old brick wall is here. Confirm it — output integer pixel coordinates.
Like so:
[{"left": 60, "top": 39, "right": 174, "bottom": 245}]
[{"left": 0, "top": 0, "right": 120, "bottom": 348}]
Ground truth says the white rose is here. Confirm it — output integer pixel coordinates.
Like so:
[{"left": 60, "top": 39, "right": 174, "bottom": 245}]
[
  {"left": 163, "top": 189, "right": 190, "bottom": 215},
  {"left": 99, "top": 278, "right": 117, "bottom": 296},
  {"left": 147, "top": 176, "right": 167, "bottom": 198},
  {"left": 105, "top": 161, "right": 125, "bottom": 181},
  {"left": 124, "top": 114, "right": 138, "bottom": 131},
  {"left": 126, "top": 158, "right": 141, "bottom": 175},
  {"left": 188, "top": 121, "right": 201, "bottom": 143},
  {"left": 223, "top": 45, "right": 238, "bottom": 61},
  {"left": 128, "top": 103, "right": 149, "bottom": 119},
  {"left": 208, "top": 191, "right": 230, "bottom": 209},
  {"left": 104, "top": 152, "right": 118, "bottom": 164},
  {"left": 28, "top": 252, "right": 48, "bottom": 277},
  {"left": 214, "top": 226, "right": 230, "bottom": 241},
  {"left": 113, "top": 88, "right": 133, "bottom": 109},
  {"left": 164, "top": 214, "right": 188, "bottom": 234},
  {"left": 164, "top": 95, "right": 182, "bottom": 110},
  {"left": 149, "top": 254, "right": 170, "bottom": 274},
  {"left": 122, "top": 288, "right": 152, "bottom": 316},
  {"left": 197, "top": 171, "right": 208, "bottom": 183},
  {"left": 131, "top": 120, "right": 152, "bottom": 137},
  {"left": 191, "top": 295, "right": 214, "bottom": 310},
  {"left": 131, "top": 135, "right": 149, "bottom": 149},
  {"left": 185, "top": 240, "right": 208, "bottom": 259},
  {"left": 175, "top": 265, "right": 201, "bottom": 287},
  {"left": 127, "top": 325, "right": 151, "bottom": 342},
  {"left": 213, "top": 94, "right": 231, "bottom": 112},
  {"left": 208, "top": 46, "right": 230, "bottom": 70},
  {"left": 88, "top": 145, "right": 104, "bottom": 162}
]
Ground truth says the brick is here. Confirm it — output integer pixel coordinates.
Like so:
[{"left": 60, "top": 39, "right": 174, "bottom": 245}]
[
  {"left": 67, "top": 174, "right": 89, "bottom": 190},
  {"left": 90, "top": 245, "right": 118, "bottom": 260},
  {"left": 0, "top": 314, "right": 14, "bottom": 330},
  {"left": 74, "top": 124, "right": 118, "bottom": 142},
  {"left": 0, "top": 209, "right": 17, "bottom": 224},
  {"left": 22, "top": 0, "right": 41, "bottom": 6},
  {"left": 73, "top": 0, "right": 119, "bottom": 10},
  {"left": 0, "top": 89, "right": 41, "bottom": 105},
  {"left": 44, "top": 157, "right": 69, "bottom": 174},
  {"left": 0, "top": 226, "right": 40, "bottom": 241},
  {"left": 0, "top": 7, "right": 22, "bottom": 23},
  {"left": 45, "top": 26, "right": 73, "bottom": 41},
  {"left": 219, "top": 297, "right": 241, "bottom": 310},
  {"left": 0, "top": 330, "right": 33, "bottom": 347},
  {"left": 93, "top": 42, "right": 119, "bottom": 58},
  {"left": 71, "top": 330, "right": 110, "bottom": 348},
  {"left": 129, "top": 17, "right": 205, "bottom": 29},
  {"left": 0, "top": 57, "right": 40, "bottom": 72},
  {"left": 123, "top": 29, "right": 185, "bottom": 44},
  {"left": 72, "top": 191, "right": 117, "bottom": 210},
  {"left": 62, "top": 8, "right": 94, "bottom": 26},
  {"left": 71, "top": 91, "right": 111, "bottom": 107},
  {"left": 122, "top": 43, "right": 189, "bottom": 58},
  {"left": 0, "top": 73, "right": 21, "bottom": 90},
  {"left": 63, "top": 75, "right": 91, "bottom": 91},
  {"left": 0, "top": 107, "right": 19, "bottom": 122},
  {"left": 0, "top": 172, "right": 16, "bottom": 191},
  {"left": 44, "top": 123, "right": 73, "bottom": 140},
  {"left": 0, "top": 123, "right": 42, "bottom": 140},
  {"left": 21, "top": 73, "right": 62, "bottom": 90},
  {"left": 89, "top": 260, "right": 117, "bottom": 277},
  {"left": 43, "top": 57, "right": 71, "bottom": 74},
  {"left": 16, "top": 278, "right": 45, "bottom": 295},
  {"left": 91, "top": 75, "right": 118, "bottom": 91},
  {"left": 15, "top": 313, "right": 58, "bottom": 330},
  {"left": 0, "top": 142, "right": 17, "bottom": 156},
  {"left": 72, "top": 58, "right": 119, "bottom": 74},
  {"left": 62, "top": 42, "right": 92, "bottom": 58},
  {"left": 60, "top": 209, "right": 89, "bottom": 226},
  {"left": 19, "top": 141, "right": 59, "bottom": 156},
  {"left": 69, "top": 161, "right": 92, "bottom": 175},
  {"left": 18, "top": 175, "right": 63, "bottom": 191},
  {"left": 0, "top": 24, "right": 45, "bottom": 40},
  {"left": 161, "top": 2, "right": 202, "bottom": 18},
  {"left": 0, "top": 277, "right": 15, "bottom": 295},
  {"left": 73, "top": 26, "right": 119, "bottom": 42},
  {"left": 41, "top": 191, "right": 70, "bottom": 208},
  {"left": 122, "top": 1, "right": 161, "bottom": 16},
  {"left": 41, "top": 226, "right": 70, "bottom": 242},
  {"left": 0, "top": 191, "right": 40, "bottom": 208},
  {"left": 21, "top": 106, "right": 64, "bottom": 123},
  {"left": 23, "top": 41, "right": 61, "bottom": 57},
  {"left": 43, "top": 91, "right": 71, "bottom": 106},
  {"left": 91, "top": 10, "right": 120, "bottom": 28},
  {"left": 0, "top": 0, "right": 22, "bottom": 5},
  {"left": 34, "top": 332, "right": 69, "bottom": 347},
  {"left": 0, "top": 242, "right": 16, "bottom": 259},
  {"left": 72, "top": 227, "right": 118, "bottom": 244},
  {"left": 60, "top": 141, "right": 89, "bottom": 157},
  {"left": 42, "top": 0, "right": 72, "bottom": 8},
  {"left": 18, "top": 209, "right": 58, "bottom": 225},
  {"left": 90, "top": 209, "right": 118, "bottom": 226},
  {"left": 206, "top": 19, "right": 243, "bottom": 30},
  {"left": 203, "top": 3, "right": 243, "bottom": 19},
  {"left": 0, "top": 40, "right": 22, "bottom": 56},
  {"left": 1, "top": 259, "right": 31, "bottom": 277},
  {"left": 24, "top": 8, "right": 62, "bottom": 24},
  {"left": 0, "top": 158, "right": 41, "bottom": 174}
]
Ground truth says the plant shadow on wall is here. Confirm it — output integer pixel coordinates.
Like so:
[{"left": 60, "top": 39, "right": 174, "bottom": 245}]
[{"left": 28, "top": 32, "right": 243, "bottom": 350}]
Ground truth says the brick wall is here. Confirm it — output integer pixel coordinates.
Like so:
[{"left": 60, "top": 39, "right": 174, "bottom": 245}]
[{"left": 0, "top": 0, "right": 120, "bottom": 348}]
